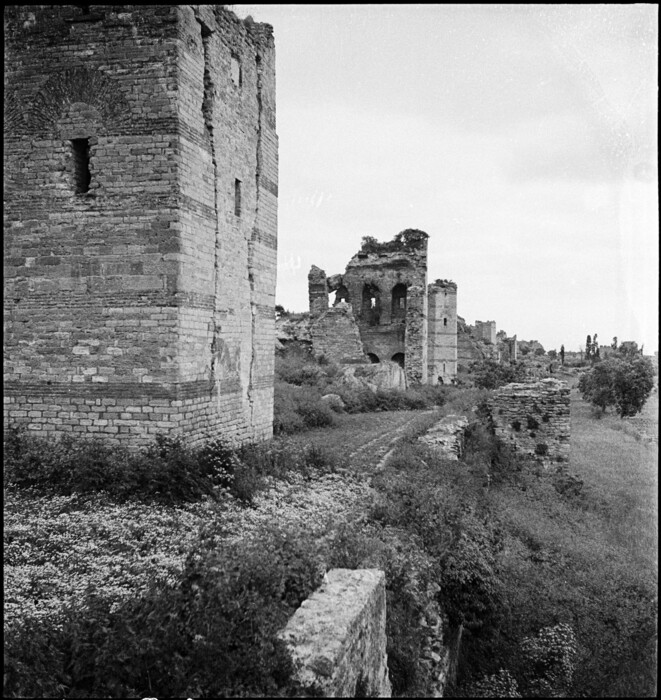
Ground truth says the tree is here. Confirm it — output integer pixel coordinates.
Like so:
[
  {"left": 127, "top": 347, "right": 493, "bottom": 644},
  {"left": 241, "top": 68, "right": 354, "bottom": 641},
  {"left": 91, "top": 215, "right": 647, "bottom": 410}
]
[
  {"left": 585, "top": 335, "right": 592, "bottom": 360},
  {"left": 559, "top": 345, "right": 565, "bottom": 366},
  {"left": 578, "top": 355, "right": 655, "bottom": 417}
]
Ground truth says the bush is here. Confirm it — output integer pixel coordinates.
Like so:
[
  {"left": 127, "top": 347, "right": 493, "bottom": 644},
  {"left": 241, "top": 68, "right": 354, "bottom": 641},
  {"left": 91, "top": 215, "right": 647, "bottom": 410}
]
[
  {"left": 517, "top": 623, "right": 579, "bottom": 697},
  {"left": 5, "top": 522, "right": 324, "bottom": 697},
  {"left": 3, "top": 428, "right": 261, "bottom": 505},
  {"left": 470, "top": 360, "right": 526, "bottom": 390},
  {"left": 273, "top": 381, "right": 336, "bottom": 434},
  {"left": 466, "top": 669, "right": 521, "bottom": 697},
  {"left": 578, "top": 355, "right": 655, "bottom": 416}
]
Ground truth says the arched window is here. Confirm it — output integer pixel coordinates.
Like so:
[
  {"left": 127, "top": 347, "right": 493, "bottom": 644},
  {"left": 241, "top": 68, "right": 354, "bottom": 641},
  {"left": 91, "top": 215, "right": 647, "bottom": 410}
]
[
  {"left": 367, "top": 352, "right": 380, "bottom": 364},
  {"left": 361, "top": 283, "right": 381, "bottom": 326},
  {"left": 391, "top": 283, "right": 407, "bottom": 320},
  {"left": 391, "top": 352, "right": 405, "bottom": 368}
]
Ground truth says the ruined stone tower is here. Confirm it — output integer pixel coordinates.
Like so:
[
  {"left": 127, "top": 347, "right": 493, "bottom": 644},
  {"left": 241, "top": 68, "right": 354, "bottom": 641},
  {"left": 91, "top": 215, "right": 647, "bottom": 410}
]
[
  {"left": 4, "top": 5, "right": 278, "bottom": 447},
  {"left": 428, "top": 280, "right": 457, "bottom": 384},
  {"left": 306, "top": 230, "right": 462, "bottom": 386}
]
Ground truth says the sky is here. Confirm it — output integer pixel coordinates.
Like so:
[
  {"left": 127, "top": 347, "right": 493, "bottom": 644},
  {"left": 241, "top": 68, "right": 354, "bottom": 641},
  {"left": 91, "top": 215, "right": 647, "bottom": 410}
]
[{"left": 233, "top": 4, "right": 659, "bottom": 354}]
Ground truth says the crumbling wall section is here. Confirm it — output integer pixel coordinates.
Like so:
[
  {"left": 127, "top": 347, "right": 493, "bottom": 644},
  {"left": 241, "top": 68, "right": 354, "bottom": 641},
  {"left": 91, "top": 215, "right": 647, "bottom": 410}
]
[
  {"left": 309, "top": 303, "right": 368, "bottom": 365},
  {"left": 279, "top": 569, "right": 392, "bottom": 697},
  {"left": 488, "top": 379, "right": 570, "bottom": 463},
  {"left": 308, "top": 265, "right": 329, "bottom": 317},
  {"left": 3, "top": 5, "right": 277, "bottom": 447}
]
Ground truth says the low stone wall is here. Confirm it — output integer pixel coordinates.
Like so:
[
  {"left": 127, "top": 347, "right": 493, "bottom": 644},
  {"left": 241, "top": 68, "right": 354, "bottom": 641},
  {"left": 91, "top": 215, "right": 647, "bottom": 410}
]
[
  {"left": 488, "top": 378, "right": 570, "bottom": 463},
  {"left": 419, "top": 414, "right": 469, "bottom": 460},
  {"left": 279, "top": 568, "right": 391, "bottom": 697}
]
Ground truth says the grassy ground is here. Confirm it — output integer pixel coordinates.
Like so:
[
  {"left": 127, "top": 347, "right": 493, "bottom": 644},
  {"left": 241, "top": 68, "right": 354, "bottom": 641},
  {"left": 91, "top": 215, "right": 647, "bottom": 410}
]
[
  {"left": 468, "top": 378, "right": 658, "bottom": 696},
  {"left": 5, "top": 374, "right": 657, "bottom": 696}
]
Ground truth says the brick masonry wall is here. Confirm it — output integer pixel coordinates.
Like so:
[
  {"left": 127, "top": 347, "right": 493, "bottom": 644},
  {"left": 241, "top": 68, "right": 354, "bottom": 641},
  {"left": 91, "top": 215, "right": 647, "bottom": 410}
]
[
  {"left": 488, "top": 379, "right": 570, "bottom": 463},
  {"left": 428, "top": 281, "right": 457, "bottom": 384},
  {"left": 279, "top": 569, "right": 392, "bottom": 697},
  {"left": 4, "top": 5, "right": 277, "bottom": 447}
]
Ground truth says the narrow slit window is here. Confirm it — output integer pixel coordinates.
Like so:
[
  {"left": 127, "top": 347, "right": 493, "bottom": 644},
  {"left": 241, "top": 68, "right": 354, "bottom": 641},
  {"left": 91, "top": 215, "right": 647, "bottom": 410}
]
[
  {"left": 230, "top": 54, "right": 242, "bottom": 87},
  {"left": 234, "top": 179, "right": 242, "bottom": 216},
  {"left": 444, "top": 318, "right": 448, "bottom": 327},
  {"left": 71, "top": 138, "right": 91, "bottom": 193}
]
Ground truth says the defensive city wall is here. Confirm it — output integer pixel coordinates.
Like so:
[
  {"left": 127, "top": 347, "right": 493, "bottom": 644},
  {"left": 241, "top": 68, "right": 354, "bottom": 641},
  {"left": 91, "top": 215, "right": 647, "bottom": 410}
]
[{"left": 3, "top": 5, "right": 278, "bottom": 447}]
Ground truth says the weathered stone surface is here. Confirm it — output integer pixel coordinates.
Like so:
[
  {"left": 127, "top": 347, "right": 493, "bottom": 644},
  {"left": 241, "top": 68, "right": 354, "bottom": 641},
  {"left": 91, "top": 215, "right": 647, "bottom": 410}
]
[
  {"left": 488, "top": 378, "right": 570, "bottom": 464},
  {"left": 419, "top": 414, "right": 469, "bottom": 460},
  {"left": 276, "top": 313, "right": 312, "bottom": 345},
  {"left": 4, "top": 5, "right": 278, "bottom": 448},
  {"left": 309, "top": 303, "right": 368, "bottom": 365},
  {"left": 321, "top": 393, "right": 345, "bottom": 411},
  {"left": 279, "top": 569, "right": 392, "bottom": 697},
  {"left": 341, "top": 361, "right": 407, "bottom": 392}
]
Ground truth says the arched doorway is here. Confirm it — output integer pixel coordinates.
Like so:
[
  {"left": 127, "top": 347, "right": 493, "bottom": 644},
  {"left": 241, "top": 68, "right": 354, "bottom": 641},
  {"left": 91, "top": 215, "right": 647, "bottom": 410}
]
[
  {"left": 367, "top": 353, "right": 380, "bottom": 364},
  {"left": 391, "top": 352, "right": 405, "bottom": 368}
]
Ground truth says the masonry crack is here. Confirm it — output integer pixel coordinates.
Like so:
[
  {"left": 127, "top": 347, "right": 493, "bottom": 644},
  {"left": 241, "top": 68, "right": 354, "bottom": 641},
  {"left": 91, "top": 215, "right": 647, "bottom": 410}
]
[{"left": 198, "top": 19, "right": 220, "bottom": 394}]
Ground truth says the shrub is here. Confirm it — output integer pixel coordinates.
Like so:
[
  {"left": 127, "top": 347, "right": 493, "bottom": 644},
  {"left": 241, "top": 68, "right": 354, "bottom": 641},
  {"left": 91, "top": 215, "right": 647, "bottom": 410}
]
[
  {"left": 5, "top": 522, "right": 325, "bottom": 698},
  {"left": 526, "top": 416, "right": 539, "bottom": 430},
  {"left": 273, "top": 381, "right": 336, "bottom": 434},
  {"left": 578, "top": 355, "right": 655, "bottom": 417},
  {"left": 470, "top": 359, "right": 526, "bottom": 390},
  {"left": 466, "top": 669, "right": 521, "bottom": 697},
  {"left": 517, "top": 623, "right": 579, "bottom": 697},
  {"left": 3, "top": 428, "right": 259, "bottom": 505},
  {"left": 534, "top": 443, "right": 548, "bottom": 456}
]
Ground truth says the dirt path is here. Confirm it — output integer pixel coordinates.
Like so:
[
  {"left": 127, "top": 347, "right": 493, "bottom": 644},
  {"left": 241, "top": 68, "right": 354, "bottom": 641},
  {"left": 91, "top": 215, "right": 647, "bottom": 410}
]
[{"left": 348, "top": 409, "right": 438, "bottom": 472}]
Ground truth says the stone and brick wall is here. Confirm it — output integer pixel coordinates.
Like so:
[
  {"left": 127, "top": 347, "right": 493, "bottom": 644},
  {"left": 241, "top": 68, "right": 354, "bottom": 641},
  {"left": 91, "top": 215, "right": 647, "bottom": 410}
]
[
  {"left": 428, "top": 280, "right": 457, "bottom": 384},
  {"left": 4, "top": 5, "right": 277, "bottom": 447},
  {"left": 310, "top": 230, "right": 430, "bottom": 384},
  {"left": 488, "top": 378, "right": 570, "bottom": 463},
  {"left": 309, "top": 303, "right": 368, "bottom": 365},
  {"left": 279, "top": 569, "right": 392, "bottom": 697}
]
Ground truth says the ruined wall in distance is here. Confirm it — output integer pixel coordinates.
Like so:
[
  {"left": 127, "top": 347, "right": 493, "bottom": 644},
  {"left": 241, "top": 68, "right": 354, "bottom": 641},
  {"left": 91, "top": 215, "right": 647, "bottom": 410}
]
[
  {"left": 488, "top": 379, "right": 570, "bottom": 463},
  {"left": 340, "top": 231, "right": 428, "bottom": 384}
]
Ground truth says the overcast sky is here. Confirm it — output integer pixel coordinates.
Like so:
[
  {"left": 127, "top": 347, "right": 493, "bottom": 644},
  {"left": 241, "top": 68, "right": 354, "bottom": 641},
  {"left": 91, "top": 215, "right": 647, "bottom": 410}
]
[{"left": 233, "top": 4, "right": 658, "bottom": 354}]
